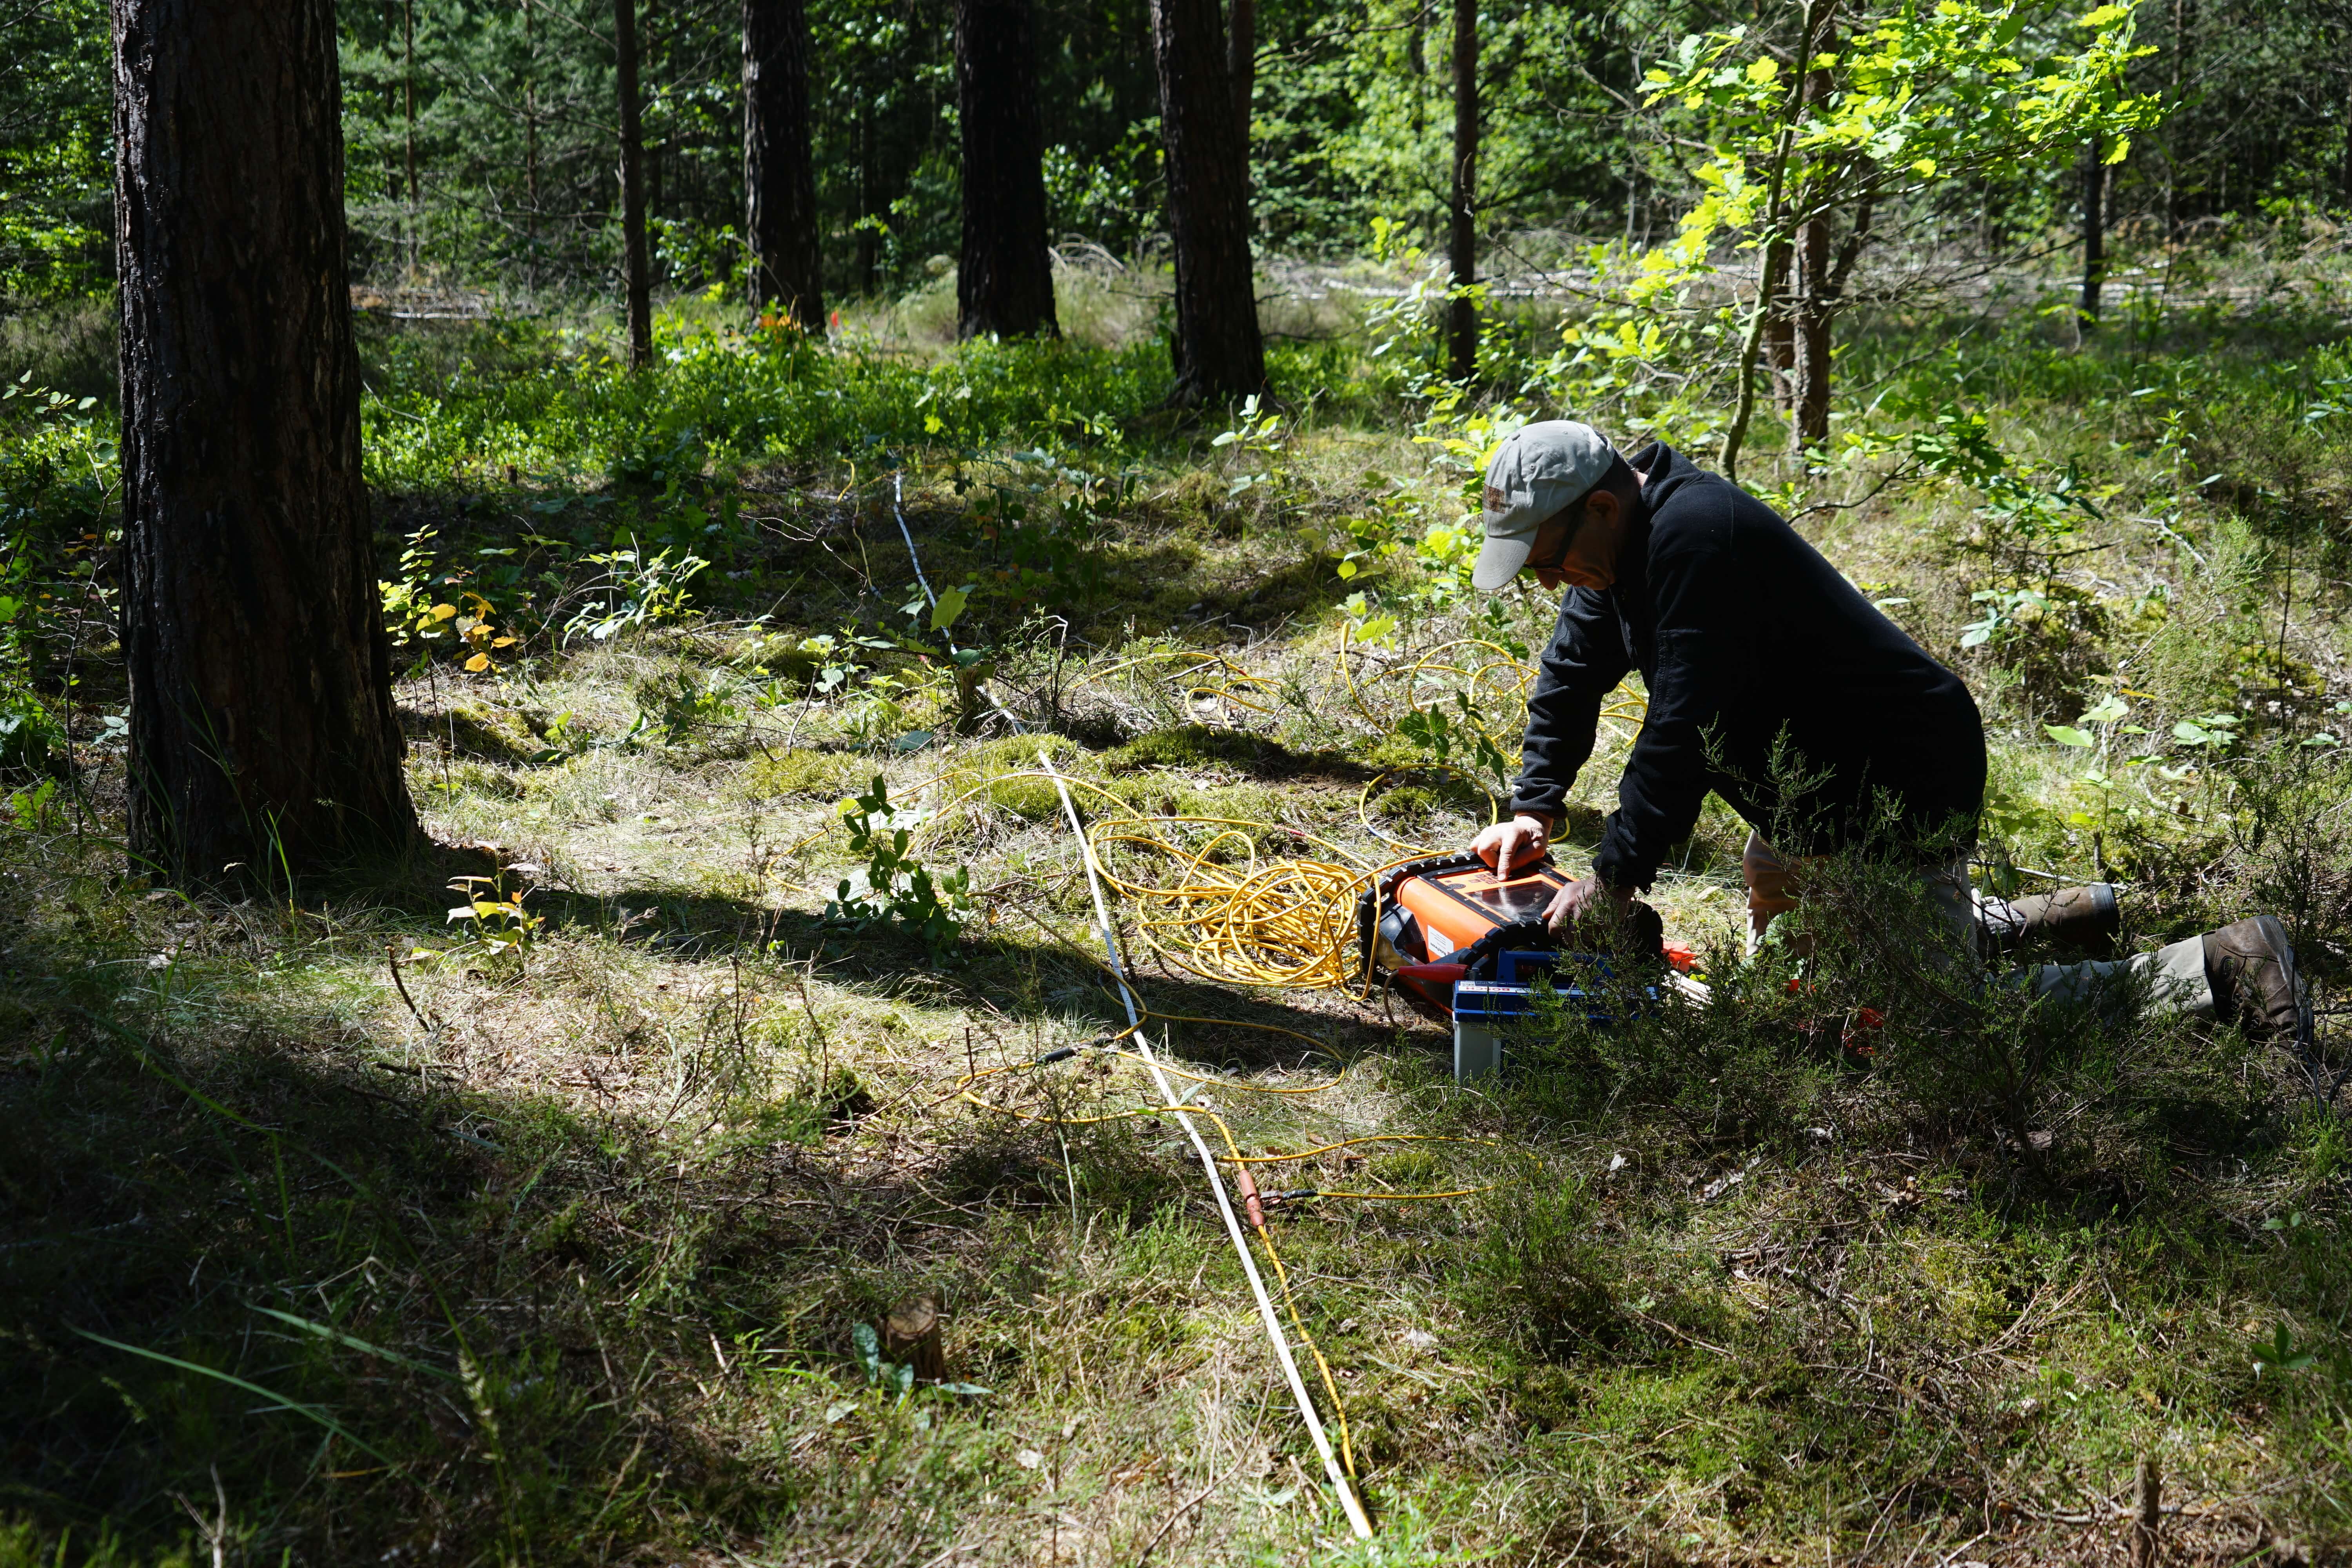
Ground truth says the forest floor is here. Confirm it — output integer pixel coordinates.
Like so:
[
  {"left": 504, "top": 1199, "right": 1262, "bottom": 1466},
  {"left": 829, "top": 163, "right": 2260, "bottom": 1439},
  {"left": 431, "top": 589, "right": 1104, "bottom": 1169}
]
[{"left": 8, "top": 239, "right": 2352, "bottom": 1566}]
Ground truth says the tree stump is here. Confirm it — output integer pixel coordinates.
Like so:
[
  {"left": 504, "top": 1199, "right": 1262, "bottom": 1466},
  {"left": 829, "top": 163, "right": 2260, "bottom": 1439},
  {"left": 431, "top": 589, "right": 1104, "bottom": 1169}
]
[{"left": 884, "top": 1294, "right": 946, "bottom": 1384}]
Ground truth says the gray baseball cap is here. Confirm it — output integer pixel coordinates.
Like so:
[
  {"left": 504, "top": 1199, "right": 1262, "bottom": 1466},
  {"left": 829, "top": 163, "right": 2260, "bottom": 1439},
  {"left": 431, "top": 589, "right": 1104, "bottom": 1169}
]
[{"left": 1471, "top": 421, "right": 1617, "bottom": 591}]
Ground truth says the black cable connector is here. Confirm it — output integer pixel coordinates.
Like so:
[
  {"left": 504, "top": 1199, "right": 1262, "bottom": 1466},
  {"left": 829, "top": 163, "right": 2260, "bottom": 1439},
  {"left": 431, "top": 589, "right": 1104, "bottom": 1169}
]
[{"left": 1030, "top": 1046, "right": 1079, "bottom": 1067}]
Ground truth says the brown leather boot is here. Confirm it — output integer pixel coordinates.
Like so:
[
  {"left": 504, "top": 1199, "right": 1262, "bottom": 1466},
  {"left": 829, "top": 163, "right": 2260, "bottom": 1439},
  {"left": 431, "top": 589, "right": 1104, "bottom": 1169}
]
[
  {"left": 2203, "top": 916, "right": 2314, "bottom": 1045},
  {"left": 1980, "top": 882, "right": 2120, "bottom": 958}
]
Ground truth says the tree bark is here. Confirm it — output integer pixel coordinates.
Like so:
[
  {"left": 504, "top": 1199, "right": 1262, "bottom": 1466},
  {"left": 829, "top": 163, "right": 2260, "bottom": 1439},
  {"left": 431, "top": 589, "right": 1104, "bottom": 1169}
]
[
  {"left": 113, "top": 0, "right": 416, "bottom": 886},
  {"left": 1445, "top": 0, "right": 1477, "bottom": 381},
  {"left": 743, "top": 0, "right": 825, "bottom": 330},
  {"left": 1150, "top": 0, "right": 1267, "bottom": 402},
  {"left": 1229, "top": 0, "right": 1255, "bottom": 198},
  {"left": 954, "top": 0, "right": 1059, "bottom": 338},
  {"left": 2080, "top": 141, "right": 2107, "bottom": 332},
  {"left": 614, "top": 0, "right": 653, "bottom": 367},
  {"left": 1790, "top": 207, "right": 1830, "bottom": 450},
  {"left": 1766, "top": 307, "right": 1795, "bottom": 415}
]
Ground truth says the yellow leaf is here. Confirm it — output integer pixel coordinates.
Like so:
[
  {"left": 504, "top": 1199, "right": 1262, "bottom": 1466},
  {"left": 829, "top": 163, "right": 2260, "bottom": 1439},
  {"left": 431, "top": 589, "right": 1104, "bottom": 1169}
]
[
  {"left": 492, "top": 636, "right": 518, "bottom": 647},
  {"left": 465, "top": 652, "right": 491, "bottom": 672},
  {"left": 1746, "top": 57, "right": 1780, "bottom": 83},
  {"left": 430, "top": 603, "right": 457, "bottom": 621}
]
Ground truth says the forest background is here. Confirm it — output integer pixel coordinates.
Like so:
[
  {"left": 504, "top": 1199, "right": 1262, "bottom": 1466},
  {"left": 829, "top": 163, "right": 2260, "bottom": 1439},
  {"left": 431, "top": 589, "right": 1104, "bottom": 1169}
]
[{"left": 5, "top": 0, "right": 2346, "bottom": 309}]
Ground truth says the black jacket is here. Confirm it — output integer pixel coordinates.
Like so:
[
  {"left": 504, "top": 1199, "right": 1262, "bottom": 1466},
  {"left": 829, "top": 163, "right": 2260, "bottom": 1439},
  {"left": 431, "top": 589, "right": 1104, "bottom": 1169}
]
[{"left": 1509, "top": 443, "right": 1985, "bottom": 889}]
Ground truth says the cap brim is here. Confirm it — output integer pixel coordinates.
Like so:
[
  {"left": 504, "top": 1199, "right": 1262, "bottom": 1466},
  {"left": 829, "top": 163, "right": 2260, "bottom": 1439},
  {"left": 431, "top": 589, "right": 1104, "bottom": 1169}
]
[{"left": 1472, "top": 532, "right": 1532, "bottom": 592}]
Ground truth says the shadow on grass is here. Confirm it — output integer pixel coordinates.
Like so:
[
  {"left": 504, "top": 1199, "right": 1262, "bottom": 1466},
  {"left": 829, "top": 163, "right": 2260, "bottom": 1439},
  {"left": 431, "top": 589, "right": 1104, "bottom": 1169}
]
[
  {"left": 0, "top": 914, "right": 1205, "bottom": 1563},
  {"left": 328, "top": 835, "right": 1437, "bottom": 1076}
]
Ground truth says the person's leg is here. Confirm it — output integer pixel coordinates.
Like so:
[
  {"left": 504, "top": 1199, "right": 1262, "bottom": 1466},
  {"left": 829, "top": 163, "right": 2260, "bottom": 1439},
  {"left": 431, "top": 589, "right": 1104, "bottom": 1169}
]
[
  {"left": 1977, "top": 882, "right": 2122, "bottom": 958},
  {"left": 2025, "top": 937, "right": 2212, "bottom": 1015},
  {"left": 2024, "top": 918, "right": 2313, "bottom": 1044}
]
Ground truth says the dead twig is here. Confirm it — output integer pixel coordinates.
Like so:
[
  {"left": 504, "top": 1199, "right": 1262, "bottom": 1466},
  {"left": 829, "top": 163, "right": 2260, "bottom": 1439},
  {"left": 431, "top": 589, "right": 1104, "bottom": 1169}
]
[{"left": 1134, "top": 1476, "right": 1221, "bottom": 1565}]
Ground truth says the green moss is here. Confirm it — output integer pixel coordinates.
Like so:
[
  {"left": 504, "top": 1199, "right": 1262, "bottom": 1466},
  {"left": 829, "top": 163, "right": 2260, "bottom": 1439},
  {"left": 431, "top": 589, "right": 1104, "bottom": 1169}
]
[
  {"left": 741, "top": 748, "right": 850, "bottom": 800},
  {"left": 445, "top": 702, "right": 543, "bottom": 763},
  {"left": 1103, "top": 723, "right": 1374, "bottom": 782}
]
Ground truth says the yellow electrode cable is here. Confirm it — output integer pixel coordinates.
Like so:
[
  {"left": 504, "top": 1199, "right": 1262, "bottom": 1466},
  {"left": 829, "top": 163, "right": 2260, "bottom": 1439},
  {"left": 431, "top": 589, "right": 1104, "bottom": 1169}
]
[{"left": 1036, "top": 747, "right": 1375, "bottom": 1541}]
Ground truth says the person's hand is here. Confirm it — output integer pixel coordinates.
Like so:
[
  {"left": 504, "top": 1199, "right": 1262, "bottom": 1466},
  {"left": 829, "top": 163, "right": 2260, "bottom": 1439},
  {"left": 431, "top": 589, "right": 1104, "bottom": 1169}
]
[
  {"left": 1543, "top": 875, "right": 1634, "bottom": 935},
  {"left": 1473, "top": 813, "right": 1553, "bottom": 880}
]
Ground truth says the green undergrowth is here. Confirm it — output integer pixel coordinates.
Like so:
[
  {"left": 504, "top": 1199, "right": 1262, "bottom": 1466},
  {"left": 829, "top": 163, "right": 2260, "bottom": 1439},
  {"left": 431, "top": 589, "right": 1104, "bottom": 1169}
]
[{"left": 7, "top": 249, "right": 2352, "bottom": 1564}]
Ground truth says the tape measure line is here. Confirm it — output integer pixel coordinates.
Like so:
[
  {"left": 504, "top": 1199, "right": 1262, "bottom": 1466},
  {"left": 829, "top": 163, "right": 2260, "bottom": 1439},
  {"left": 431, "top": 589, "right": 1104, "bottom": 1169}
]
[
  {"left": 892, "top": 468, "right": 1027, "bottom": 735},
  {"left": 1037, "top": 747, "right": 1376, "bottom": 1542}
]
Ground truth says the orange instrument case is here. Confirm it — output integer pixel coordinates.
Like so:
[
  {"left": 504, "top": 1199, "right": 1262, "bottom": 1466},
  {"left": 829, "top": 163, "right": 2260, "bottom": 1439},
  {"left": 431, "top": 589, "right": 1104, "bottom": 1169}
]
[
  {"left": 1355, "top": 850, "right": 1571, "bottom": 1022},
  {"left": 1393, "top": 859, "right": 1569, "bottom": 960}
]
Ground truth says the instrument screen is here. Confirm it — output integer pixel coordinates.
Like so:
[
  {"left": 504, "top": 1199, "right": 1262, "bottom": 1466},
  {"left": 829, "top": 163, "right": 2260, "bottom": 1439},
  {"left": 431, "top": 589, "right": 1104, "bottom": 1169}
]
[{"left": 1428, "top": 866, "right": 1563, "bottom": 922}]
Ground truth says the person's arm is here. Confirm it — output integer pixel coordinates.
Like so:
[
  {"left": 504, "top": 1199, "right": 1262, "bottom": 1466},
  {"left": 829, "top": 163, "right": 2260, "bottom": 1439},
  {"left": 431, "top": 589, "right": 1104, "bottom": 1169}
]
[
  {"left": 1590, "top": 507, "right": 1748, "bottom": 891},
  {"left": 1506, "top": 587, "right": 1631, "bottom": 827}
]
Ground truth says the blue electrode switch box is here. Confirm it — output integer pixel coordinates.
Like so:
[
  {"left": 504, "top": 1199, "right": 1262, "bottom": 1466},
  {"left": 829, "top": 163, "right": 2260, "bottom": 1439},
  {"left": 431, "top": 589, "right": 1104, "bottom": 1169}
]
[{"left": 1449, "top": 952, "right": 1656, "bottom": 1080}]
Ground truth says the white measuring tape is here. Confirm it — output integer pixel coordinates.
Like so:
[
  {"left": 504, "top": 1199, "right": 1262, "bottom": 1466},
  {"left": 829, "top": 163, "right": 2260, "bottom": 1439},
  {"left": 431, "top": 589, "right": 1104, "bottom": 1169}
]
[{"left": 1038, "top": 747, "right": 1375, "bottom": 1540}]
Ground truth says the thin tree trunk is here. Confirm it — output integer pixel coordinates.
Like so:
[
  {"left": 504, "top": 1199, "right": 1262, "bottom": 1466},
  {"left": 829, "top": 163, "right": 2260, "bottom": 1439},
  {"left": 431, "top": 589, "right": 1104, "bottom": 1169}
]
[
  {"left": 1789, "top": 27, "right": 1836, "bottom": 454},
  {"left": 113, "top": 0, "right": 417, "bottom": 885},
  {"left": 1229, "top": 0, "right": 1254, "bottom": 200},
  {"left": 954, "top": 0, "right": 1058, "bottom": 338},
  {"left": 403, "top": 0, "right": 417, "bottom": 274},
  {"left": 1719, "top": 0, "right": 1818, "bottom": 483},
  {"left": 856, "top": 95, "right": 878, "bottom": 294},
  {"left": 1791, "top": 211, "right": 1830, "bottom": 451},
  {"left": 1445, "top": 0, "right": 1477, "bottom": 381},
  {"left": 2167, "top": 0, "right": 2192, "bottom": 239},
  {"left": 525, "top": 0, "right": 539, "bottom": 290},
  {"left": 743, "top": 0, "right": 824, "bottom": 329},
  {"left": 1150, "top": 0, "right": 1266, "bottom": 402},
  {"left": 615, "top": 0, "right": 653, "bottom": 367},
  {"left": 1766, "top": 305, "right": 1794, "bottom": 415},
  {"left": 2080, "top": 140, "right": 2107, "bottom": 332},
  {"left": 2341, "top": 67, "right": 2352, "bottom": 206}
]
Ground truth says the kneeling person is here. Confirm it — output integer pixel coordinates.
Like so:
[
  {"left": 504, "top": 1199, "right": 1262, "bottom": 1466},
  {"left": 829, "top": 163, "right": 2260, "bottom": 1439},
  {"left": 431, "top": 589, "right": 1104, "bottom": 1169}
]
[{"left": 1465, "top": 420, "right": 2310, "bottom": 1044}]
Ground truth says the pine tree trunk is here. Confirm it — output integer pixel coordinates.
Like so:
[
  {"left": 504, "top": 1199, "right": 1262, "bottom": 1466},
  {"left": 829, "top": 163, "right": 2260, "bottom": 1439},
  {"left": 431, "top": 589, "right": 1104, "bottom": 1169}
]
[
  {"left": 1151, "top": 0, "right": 1266, "bottom": 403},
  {"left": 1229, "top": 0, "right": 1255, "bottom": 198},
  {"left": 2080, "top": 142, "right": 2107, "bottom": 332},
  {"left": 1445, "top": 0, "right": 1477, "bottom": 381},
  {"left": 743, "top": 0, "right": 825, "bottom": 329},
  {"left": 113, "top": 0, "right": 416, "bottom": 886},
  {"left": 955, "top": 0, "right": 1058, "bottom": 338},
  {"left": 615, "top": 0, "right": 653, "bottom": 367}
]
